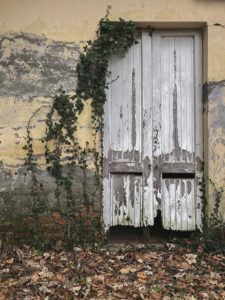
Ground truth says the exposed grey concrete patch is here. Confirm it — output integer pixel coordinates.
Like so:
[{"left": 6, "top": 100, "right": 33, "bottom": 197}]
[
  {"left": 207, "top": 81, "right": 225, "bottom": 213},
  {"left": 208, "top": 79, "right": 225, "bottom": 94},
  {"left": 0, "top": 160, "right": 13, "bottom": 182},
  {"left": 208, "top": 80, "right": 225, "bottom": 133},
  {"left": 0, "top": 163, "right": 99, "bottom": 226},
  {"left": 0, "top": 32, "right": 80, "bottom": 100}
]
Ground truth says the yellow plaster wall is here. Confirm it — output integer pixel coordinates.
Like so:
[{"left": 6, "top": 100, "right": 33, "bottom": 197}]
[
  {"left": 0, "top": 0, "right": 225, "bottom": 219},
  {"left": 1, "top": 0, "right": 225, "bottom": 80}
]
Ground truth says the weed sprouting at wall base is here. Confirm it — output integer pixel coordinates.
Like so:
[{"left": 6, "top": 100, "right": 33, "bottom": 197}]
[{"left": 203, "top": 180, "right": 225, "bottom": 254}]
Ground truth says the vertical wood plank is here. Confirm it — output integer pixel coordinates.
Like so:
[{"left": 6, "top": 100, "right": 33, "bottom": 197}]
[
  {"left": 194, "top": 31, "right": 203, "bottom": 231},
  {"left": 170, "top": 179, "right": 176, "bottom": 230},
  {"left": 123, "top": 174, "right": 129, "bottom": 224},
  {"left": 142, "top": 31, "right": 154, "bottom": 226},
  {"left": 152, "top": 32, "right": 162, "bottom": 212},
  {"left": 176, "top": 179, "right": 182, "bottom": 229},
  {"left": 110, "top": 55, "right": 119, "bottom": 158},
  {"left": 114, "top": 55, "right": 123, "bottom": 156},
  {"left": 133, "top": 36, "right": 142, "bottom": 159},
  {"left": 187, "top": 180, "right": 195, "bottom": 230},
  {"left": 175, "top": 37, "right": 182, "bottom": 162},
  {"left": 111, "top": 175, "right": 117, "bottom": 226},
  {"left": 162, "top": 180, "right": 170, "bottom": 229},
  {"left": 121, "top": 46, "right": 131, "bottom": 157},
  {"left": 186, "top": 37, "right": 195, "bottom": 162},
  {"left": 181, "top": 180, "right": 188, "bottom": 230},
  {"left": 182, "top": 38, "right": 188, "bottom": 162},
  {"left": 134, "top": 175, "right": 142, "bottom": 226},
  {"left": 161, "top": 37, "right": 171, "bottom": 161},
  {"left": 169, "top": 37, "right": 176, "bottom": 162}
]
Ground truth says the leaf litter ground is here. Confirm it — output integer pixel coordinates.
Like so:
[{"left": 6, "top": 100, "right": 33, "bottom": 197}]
[{"left": 0, "top": 242, "right": 224, "bottom": 299}]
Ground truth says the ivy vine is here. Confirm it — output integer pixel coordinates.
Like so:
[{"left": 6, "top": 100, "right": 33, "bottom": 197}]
[{"left": 23, "top": 15, "right": 140, "bottom": 247}]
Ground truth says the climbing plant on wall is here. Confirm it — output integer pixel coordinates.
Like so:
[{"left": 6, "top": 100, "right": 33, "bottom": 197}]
[{"left": 23, "top": 15, "right": 140, "bottom": 247}]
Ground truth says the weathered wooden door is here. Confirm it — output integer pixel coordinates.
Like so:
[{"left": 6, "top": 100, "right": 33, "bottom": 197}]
[{"left": 103, "top": 30, "right": 203, "bottom": 231}]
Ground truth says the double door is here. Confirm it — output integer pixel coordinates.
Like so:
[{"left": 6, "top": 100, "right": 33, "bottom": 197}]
[{"left": 103, "top": 30, "right": 203, "bottom": 231}]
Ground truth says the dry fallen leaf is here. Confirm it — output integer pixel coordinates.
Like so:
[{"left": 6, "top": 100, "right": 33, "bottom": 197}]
[
  {"left": 210, "top": 271, "right": 221, "bottom": 279},
  {"left": 74, "top": 247, "right": 82, "bottom": 252},
  {"left": 6, "top": 258, "right": 14, "bottom": 264},
  {"left": 96, "top": 274, "right": 105, "bottom": 282},
  {"left": 151, "top": 292, "right": 161, "bottom": 299},
  {"left": 96, "top": 289, "right": 104, "bottom": 295},
  {"left": 208, "top": 279, "right": 218, "bottom": 285},
  {"left": 137, "top": 271, "right": 147, "bottom": 279},
  {"left": 174, "top": 272, "right": 186, "bottom": 278},
  {"left": 62, "top": 267, "right": 70, "bottom": 273},
  {"left": 166, "top": 243, "right": 176, "bottom": 250},
  {"left": 39, "top": 285, "right": 51, "bottom": 294},
  {"left": 31, "top": 272, "right": 39, "bottom": 283},
  {"left": 43, "top": 252, "right": 51, "bottom": 260},
  {"left": 34, "top": 255, "right": 42, "bottom": 261},
  {"left": 180, "top": 261, "right": 189, "bottom": 268},
  {"left": 199, "top": 291, "right": 209, "bottom": 298},
  {"left": 120, "top": 267, "right": 137, "bottom": 274},
  {"left": 72, "top": 286, "right": 81, "bottom": 292},
  {"left": 185, "top": 254, "right": 197, "bottom": 264},
  {"left": 15, "top": 248, "right": 25, "bottom": 262},
  {"left": 26, "top": 260, "right": 41, "bottom": 269}
]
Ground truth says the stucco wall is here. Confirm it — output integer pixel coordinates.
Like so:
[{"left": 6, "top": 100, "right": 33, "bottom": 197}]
[{"left": 0, "top": 0, "right": 224, "bottom": 227}]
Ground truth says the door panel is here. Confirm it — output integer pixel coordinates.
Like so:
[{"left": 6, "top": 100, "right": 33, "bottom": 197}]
[
  {"left": 152, "top": 31, "right": 203, "bottom": 230},
  {"left": 103, "top": 36, "right": 145, "bottom": 229},
  {"left": 109, "top": 38, "right": 142, "bottom": 159},
  {"left": 111, "top": 174, "right": 142, "bottom": 226},
  {"left": 162, "top": 178, "right": 195, "bottom": 230},
  {"left": 161, "top": 36, "right": 195, "bottom": 163}
]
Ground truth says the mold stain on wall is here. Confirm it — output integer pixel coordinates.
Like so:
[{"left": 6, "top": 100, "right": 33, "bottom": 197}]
[{"left": 0, "top": 33, "right": 80, "bottom": 99}]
